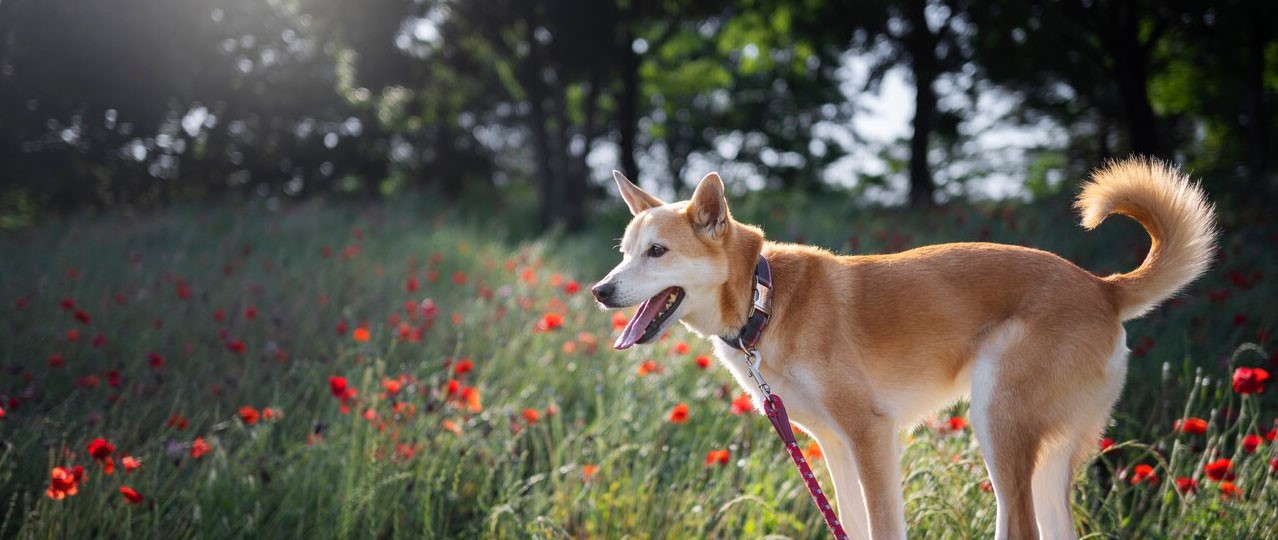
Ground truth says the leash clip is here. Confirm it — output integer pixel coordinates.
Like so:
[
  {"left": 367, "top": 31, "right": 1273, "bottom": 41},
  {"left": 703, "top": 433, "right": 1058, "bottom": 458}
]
[{"left": 740, "top": 340, "right": 771, "bottom": 397}]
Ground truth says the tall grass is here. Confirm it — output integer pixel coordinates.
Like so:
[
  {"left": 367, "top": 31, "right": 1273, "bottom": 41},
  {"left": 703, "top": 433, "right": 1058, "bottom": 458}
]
[{"left": 0, "top": 192, "right": 1274, "bottom": 538}]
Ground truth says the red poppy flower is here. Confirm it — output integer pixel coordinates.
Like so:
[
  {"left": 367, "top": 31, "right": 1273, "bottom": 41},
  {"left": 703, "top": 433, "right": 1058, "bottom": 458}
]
[
  {"left": 705, "top": 449, "right": 731, "bottom": 466},
  {"left": 1099, "top": 437, "right": 1115, "bottom": 452},
  {"left": 214, "top": 309, "right": 226, "bottom": 322},
  {"left": 74, "top": 309, "right": 91, "bottom": 325},
  {"left": 1271, "top": 458, "right": 1278, "bottom": 474},
  {"left": 239, "top": 406, "right": 260, "bottom": 426},
  {"left": 730, "top": 393, "right": 753, "bottom": 415},
  {"left": 1219, "top": 481, "right": 1243, "bottom": 499},
  {"left": 419, "top": 299, "right": 438, "bottom": 320},
  {"left": 60, "top": 297, "right": 75, "bottom": 310},
  {"left": 120, "top": 486, "right": 143, "bottom": 504},
  {"left": 91, "top": 333, "right": 107, "bottom": 348},
  {"left": 122, "top": 456, "right": 141, "bottom": 472},
  {"left": 190, "top": 437, "right": 211, "bottom": 459},
  {"left": 637, "top": 360, "right": 662, "bottom": 377},
  {"left": 262, "top": 407, "right": 281, "bottom": 421},
  {"left": 406, "top": 276, "right": 419, "bottom": 292},
  {"left": 0, "top": 405, "right": 5, "bottom": 420},
  {"left": 1242, "top": 434, "right": 1263, "bottom": 453},
  {"left": 1204, "top": 458, "right": 1234, "bottom": 481},
  {"left": 147, "top": 352, "right": 164, "bottom": 370},
  {"left": 335, "top": 320, "right": 349, "bottom": 335},
  {"left": 564, "top": 281, "right": 580, "bottom": 294},
  {"left": 352, "top": 327, "right": 371, "bottom": 342},
  {"left": 582, "top": 464, "right": 599, "bottom": 481},
  {"left": 1128, "top": 464, "right": 1158, "bottom": 486},
  {"left": 669, "top": 403, "right": 690, "bottom": 423},
  {"left": 454, "top": 359, "right": 474, "bottom": 376},
  {"left": 522, "top": 408, "right": 540, "bottom": 424},
  {"left": 536, "top": 312, "right": 564, "bottom": 332},
  {"left": 48, "top": 354, "right": 66, "bottom": 368},
  {"left": 694, "top": 355, "right": 711, "bottom": 369},
  {"left": 1267, "top": 427, "right": 1277, "bottom": 443},
  {"left": 167, "top": 414, "right": 189, "bottom": 430},
  {"left": 452, "top": 271, "right": 467, "bottom": 285},
  {"left": 1233, "top": 367, "right": 1270, "bottom": 394},
  {"left": 445, "top": 379, "right": 461, "bottom": 396},
  {"left": 612, "top": 312, "right": 629, "bottom": 330},
  {"left": 946, "top": 416, "right": 969, "bottom": 431},
  {"left": 1175, "top": 477, "right": 1198, "bottom": 494},
  {"left": 673, "top": 342, "right": 690, "bottom": 355},
  {"left": 176, "top": 281, "right": 192, "bottom": 300},
  {"left": 381, "top": 377, "right": 404, "bottom": 395},
  {"left": 244, "top": 306, "right": 258, "bottom": 320},
  {"left": 227, "top": 339, "right": 246, "bottom": 354},
  {"left": 88, "top": 438, "right": 115, "bottom": 460},
  {"left": 46, "top": 466, "right": 83, "bottom": 500},
  {"left": 1174, "top": 417, "right": 1208, "bottom": 435},
  {"left": 66, "top": 328, "right": 80, "bottom": 342},
  {"left": 461, "top": 386, "right": 482, "bottom": 412}
]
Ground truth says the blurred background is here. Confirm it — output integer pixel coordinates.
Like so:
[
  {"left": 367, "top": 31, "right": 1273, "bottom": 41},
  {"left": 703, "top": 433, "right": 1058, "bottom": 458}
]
[{"left": 0, "top": 0, "right": 1273, "bottom": 230}]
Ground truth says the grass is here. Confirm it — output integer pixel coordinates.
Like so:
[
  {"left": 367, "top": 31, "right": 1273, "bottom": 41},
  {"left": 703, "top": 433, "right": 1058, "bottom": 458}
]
[{"left": 0, "top": 191, "right": 1275, "bottom": 539}]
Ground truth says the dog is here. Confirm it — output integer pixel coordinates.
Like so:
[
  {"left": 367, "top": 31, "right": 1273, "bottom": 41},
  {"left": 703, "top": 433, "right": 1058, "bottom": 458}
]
[{"left": 591, "top": 158, "right": 1216, "bottom": 540}]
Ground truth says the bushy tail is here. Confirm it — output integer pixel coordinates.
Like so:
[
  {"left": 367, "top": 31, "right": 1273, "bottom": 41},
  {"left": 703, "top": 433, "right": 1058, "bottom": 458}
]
[{"left": 1075, "top": 157, "right": 1218, "bottom": 321}]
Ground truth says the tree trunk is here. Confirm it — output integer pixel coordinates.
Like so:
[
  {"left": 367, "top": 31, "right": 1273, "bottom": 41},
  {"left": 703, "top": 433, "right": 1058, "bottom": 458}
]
[
  {"left": 905, "top": 0, "right": 938, "bottom": 208},
  {"left": 619, "top": 31, "right": 641, "bottom": 178}
]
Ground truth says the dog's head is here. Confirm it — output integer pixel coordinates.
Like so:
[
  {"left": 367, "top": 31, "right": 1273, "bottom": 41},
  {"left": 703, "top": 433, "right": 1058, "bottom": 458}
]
[{"left": 593, "top": 171, "right": 761, "bottom": 349}]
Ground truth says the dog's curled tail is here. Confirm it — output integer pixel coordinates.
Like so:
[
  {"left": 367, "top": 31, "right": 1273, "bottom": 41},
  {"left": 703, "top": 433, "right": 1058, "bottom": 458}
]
[{"left": 1076, "top": 157, "right": 1218, "bottom": 321}]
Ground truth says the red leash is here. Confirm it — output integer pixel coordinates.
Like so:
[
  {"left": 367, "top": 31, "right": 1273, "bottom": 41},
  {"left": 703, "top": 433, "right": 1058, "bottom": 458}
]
[{"left": 752, "top": 356, "right": 850, "bottom": 540}]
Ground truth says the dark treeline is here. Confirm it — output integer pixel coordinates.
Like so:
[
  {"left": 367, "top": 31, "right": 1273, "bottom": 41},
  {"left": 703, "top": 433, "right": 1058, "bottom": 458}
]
[{"left": 0, "top": 0, "right": 1274, "bottom": 230}]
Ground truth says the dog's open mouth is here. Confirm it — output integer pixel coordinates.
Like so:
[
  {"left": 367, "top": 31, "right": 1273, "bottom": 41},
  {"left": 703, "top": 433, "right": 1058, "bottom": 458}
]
[{"left": 614, "top": 287, "right": 684, "bottom": 350}]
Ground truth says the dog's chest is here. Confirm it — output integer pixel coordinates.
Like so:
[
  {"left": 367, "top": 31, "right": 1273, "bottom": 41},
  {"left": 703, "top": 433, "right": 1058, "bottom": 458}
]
[{"left": 710, "top": 340, "right": 830, "bottom": 429}]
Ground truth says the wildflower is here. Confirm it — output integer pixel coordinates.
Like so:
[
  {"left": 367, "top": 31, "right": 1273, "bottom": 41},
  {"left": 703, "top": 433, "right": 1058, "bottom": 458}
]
[
  {"left": 804, "top": 441, "right": 824, "bottom": 461},
  {"left": 1232, "top": 367, "right": 1270, "bottom": 394},
  {"left": 176, "top": 281, "right": 192, "bottom": 300},
  {"left": 214, "top": 309, "right": 226, "bottom": 322},
  {"left": 48, "top": 354, "right": 66, "bottom": 368},
  {"left": 730, "top": 393, "right": 753, "bottom": 415},
  {"left": 244, "top": 306, "right": 258, "bottom": 320},
  {"left": 91, "top": 333, "right": 107, "bottom": 347},
  {"left": 452, "top": 271, "right": 467, "bottom": 285},
  {"left": 637, "top": 360, "right": 662, "bottom": 377},
  {"left": 522, "top": 408, "right": 540, "bottom": 424},
  {"left": 1243, "top": 434, "right": 1263, "bottom": 453},
  {"left": 946, "top": 416, "right": 969, "bottom": 432},
  {"left": 190, "top": 437, "right": 211, "bottom": 459},
  {"left": 147, "top": 352, "right": 164, "bottom": 371},
  {"left": 381, "top": 378, "right": 403, "bottom": 396},
  {"left": 122, "top": 456, "right": 141, "bottom": 472},
  {"left": 1219, "top": 481, "right": 1243, "bottom": 499},
  {"left": 695, "top": 355, "right": 711, "bottom": 369},
  {"left": 454, "top": 359, "right": 474, "bottom": 376},
  {"left": 1128, "top": 464, "right": 1158, "bottom": 486},
  {"left": 88, "top": 438, "right": 115, "bottom": 461},
  {"left": 1271, "top": 458, "right": 1278, "bottom": 474},
  {"left": 406, "top": 276, "right": 419, "bottom": 292},
  {"left": 353, "top": 327, "right": 371, "bottom": 342},
  {"left": 239, "top": 406, "right": 260, "bottom": 426},
  {"left": 167, "top": 414, "right": 189, "bottom": 430},
  {"left": 1175, "top": 477, "right": 1198, "bottom": 495},
  {"left": 564, "top": 281, "right": 580, "bottom": 294},
  {"left": 461, "top": 386, "right": 482, "bottom": 412},
  {"left": 335, "top": 320, "right": 349, "bottom": 335},
  {"left": 120, "top": 486, "right": 143, "bottom": 504},
  {"left": 673, "top": 341, "right": 690, "bottom": 355},
  {"left": 74, "top": 309, "right": 91, "bottom": 325},
  {"left": 419, "top": 299, "right": 438, "bottom": 320},
  {"left": 612, "top": 311, "right": 629, "bottom": 330},
  {"left": 0, "top": 405, "right": 4, "bottom": 419},
  {"left": 46, "top": 466, "right": 84, "bottom": 500},
  {"left": 705, "top": 449, "right": 731, "bottom": 466},
  {"left": 1174, "top": 417, "right": 1208, "bottom": 435},
  {"left": 536, "top": 312, "right": 564, "bottom": 332},
  {"left": 227, "top": 339, "right": 246, "bottom": 354},
  {"left": 1204, "top": 458, "right": 1234, "bottom": 481},
  {"left": 60, "top": 297, "right": 75, "bottom": 310},
  {"left": 66, "top": 328, "right": 80, "bottom": 342},
  {"left": 669, "top": 403, "right": 690, "bottom": 423},
  {"left": 1099, "top": 438, "right": 1115, "bottom": 452},
  {"left": 582, "top": 464, "right": 599, "bottom": 481}
]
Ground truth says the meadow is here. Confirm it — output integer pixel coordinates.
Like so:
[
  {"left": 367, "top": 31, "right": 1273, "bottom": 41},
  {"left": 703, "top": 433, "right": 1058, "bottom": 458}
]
[{"left": 0, "top": 191, "right": 1275, "bottom": 539}]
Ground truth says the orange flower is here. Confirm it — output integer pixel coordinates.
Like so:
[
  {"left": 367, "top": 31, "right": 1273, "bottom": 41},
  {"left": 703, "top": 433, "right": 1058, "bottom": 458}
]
[
  {"left": 119, "top": 486, "right": 143, "bottom": 504},
  {"left": 1128, "top": 464, "right": 1158, "bottom": 486},
  {"left": 946, "top": 416, "right": 968, "bottom": 431},
  {"left": 669, "top": 403, "right": 690, "bottom": 423},
  {"left": 804, "top": 441, "right": 824, "bottom": 461},
  {"left": 673, "top": 341, "right": 690, "bottom": 354},
  {"left": 612, "top": 312, "right": 629, "bottom": 330},
  {"left": 239, "top": 406, "right": 260, "bottom": 426},
  {"left": 730, "top": 393, "right": 753, "bottom": 415},
  {"left": 1219, "top": 481, "right": 1243, "bottom": 499},
  {"left": 705, "top": 449, "right": 731, "bottom": 466},
  {"left": 462, "top": 386, "right": 483, "bottom": 412},
  {"left": 637, "top": 360, "right": 663, "bottom": 377},
  {"left": 353, "top": 327, "right": 371, "bottom": 342},
  {"left": 522, "top": 408, "right": 540, "bottom": 424},
  {"left": 381, "top": 378, "right": 403, "bottom": 395},
  {"left": 694, "top": 355, "right": 711, "bottom": 369},
  {"left": 442, "top": 420, "right": 462, "bottom": 435},
  {"left": 190, "top": 437, "right": 211, "bottom": 459},
  {"left": 122, "top": 456, "right": 141, "bottom": 472},
  {"left": 582, "top": 464, "right": 599, "bottom": 481}
]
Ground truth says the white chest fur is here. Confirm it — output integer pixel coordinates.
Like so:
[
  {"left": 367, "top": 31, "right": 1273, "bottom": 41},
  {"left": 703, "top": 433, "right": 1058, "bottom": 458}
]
[{"left": 710, "top": 339, "right": 833, "bottom": 432}]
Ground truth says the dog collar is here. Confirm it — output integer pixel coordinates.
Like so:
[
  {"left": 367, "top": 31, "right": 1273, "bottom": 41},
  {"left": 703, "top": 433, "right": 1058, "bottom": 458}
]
[{"left": 720, "top": 254, "right": 772, "bottom": 351}]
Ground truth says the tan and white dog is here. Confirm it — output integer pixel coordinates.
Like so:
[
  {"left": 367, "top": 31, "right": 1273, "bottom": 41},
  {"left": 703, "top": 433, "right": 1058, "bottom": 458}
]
[{"left": 591, "top": 158, "right": 1216, "bottom": 540}]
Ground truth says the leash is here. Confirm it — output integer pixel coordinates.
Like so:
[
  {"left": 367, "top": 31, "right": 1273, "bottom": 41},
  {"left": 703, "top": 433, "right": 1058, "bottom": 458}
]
[{"left": 724, "top": 256, "right": 850, "bottom": 540}]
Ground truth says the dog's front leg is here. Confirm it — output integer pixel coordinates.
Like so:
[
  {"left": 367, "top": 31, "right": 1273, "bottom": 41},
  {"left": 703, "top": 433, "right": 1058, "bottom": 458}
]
[
  {"left": 809, "top": 427, "right": 872, "bottom": 539},
  {"left": 839, "top": 417, "right": 907, "bottom": 540}
]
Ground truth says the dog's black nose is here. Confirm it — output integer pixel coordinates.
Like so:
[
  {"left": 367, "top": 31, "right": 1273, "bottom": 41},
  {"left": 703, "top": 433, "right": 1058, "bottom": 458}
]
[{"left": 591, "top": 282, "right": 615, "bottom": 303}]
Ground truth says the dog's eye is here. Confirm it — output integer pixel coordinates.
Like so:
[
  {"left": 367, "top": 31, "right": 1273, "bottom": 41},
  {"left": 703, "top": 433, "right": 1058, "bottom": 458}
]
[{"left": 647, "top": 244, "right": 667, "bottom": 258}]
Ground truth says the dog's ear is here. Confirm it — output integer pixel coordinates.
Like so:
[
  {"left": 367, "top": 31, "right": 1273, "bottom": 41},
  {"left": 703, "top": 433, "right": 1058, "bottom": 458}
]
[
  {"left": 688, "top": 172, "right": 729, "bottom": 238},
  {"left": 613, "top": 171, "right": 665, "bottom": 215}
]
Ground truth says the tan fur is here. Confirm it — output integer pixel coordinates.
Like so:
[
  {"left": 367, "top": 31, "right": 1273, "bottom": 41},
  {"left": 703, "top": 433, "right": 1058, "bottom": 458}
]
[{"left": 595, "top": 159, "right": 1216, "bottom": 540}]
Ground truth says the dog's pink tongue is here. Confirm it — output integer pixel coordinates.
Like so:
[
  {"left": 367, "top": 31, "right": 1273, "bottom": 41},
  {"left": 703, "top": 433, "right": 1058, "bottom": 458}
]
[{"left": 613, "top": 289, "right": 671, "bottom": 350}]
